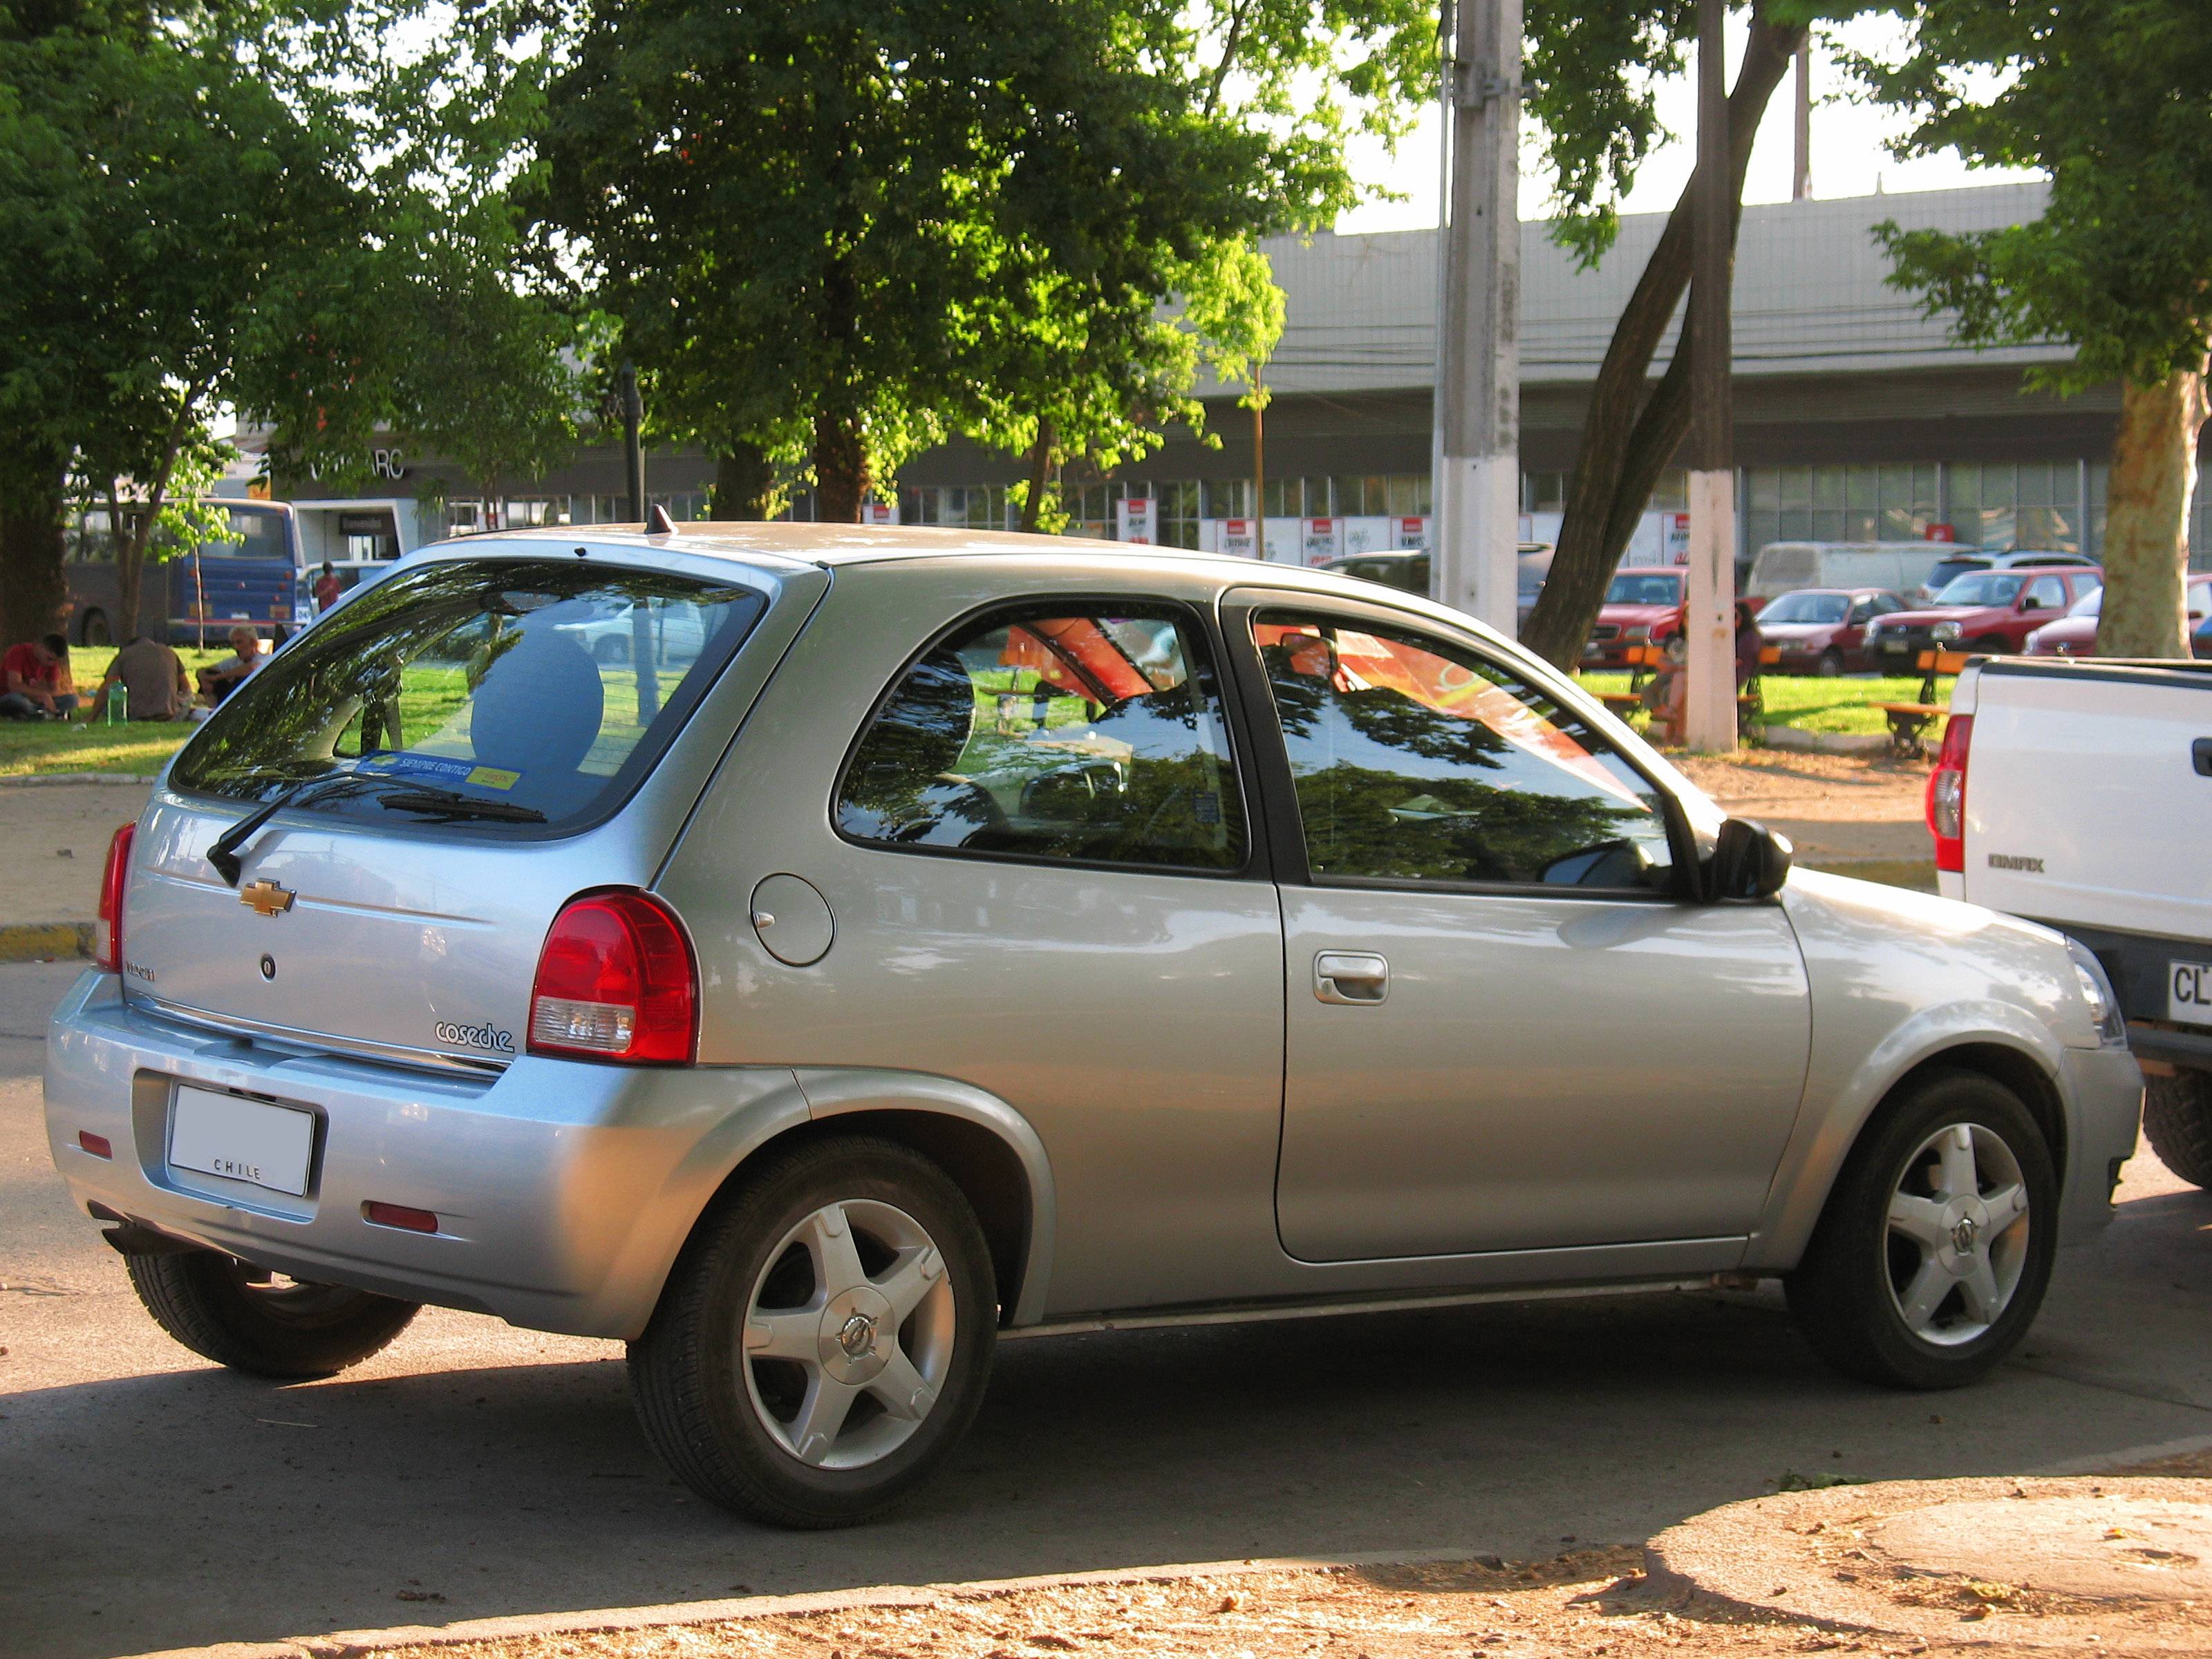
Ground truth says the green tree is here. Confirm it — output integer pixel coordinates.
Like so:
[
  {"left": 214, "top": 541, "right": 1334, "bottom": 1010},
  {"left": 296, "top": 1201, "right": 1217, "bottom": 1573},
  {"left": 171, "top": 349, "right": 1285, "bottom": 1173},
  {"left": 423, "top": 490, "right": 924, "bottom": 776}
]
[{"left": 1857, "top": 1, "right": 2212, "bottom": 659}]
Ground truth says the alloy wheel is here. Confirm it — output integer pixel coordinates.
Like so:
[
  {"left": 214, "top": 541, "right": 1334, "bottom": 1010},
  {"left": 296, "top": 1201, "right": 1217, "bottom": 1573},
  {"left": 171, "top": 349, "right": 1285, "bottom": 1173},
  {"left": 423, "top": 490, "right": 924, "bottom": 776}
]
[
  {"left": 739, "top": 1199, "right": 956, "bottom": 1469},
  {"left": 1884, "top": 1122, "right": 2032, "bottom": 1346}
]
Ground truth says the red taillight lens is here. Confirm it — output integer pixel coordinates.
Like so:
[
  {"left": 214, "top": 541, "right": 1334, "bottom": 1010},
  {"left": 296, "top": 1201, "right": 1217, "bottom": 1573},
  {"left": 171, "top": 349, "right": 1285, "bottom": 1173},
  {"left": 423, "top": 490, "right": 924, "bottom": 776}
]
[
  {"left": 78, "top": 1131, "right": 113, "bottom": 1159},
  {"left": 95, "top": 823, "right": 135, "bottom": 972},
  {"left": 364, "top": 1200, "right": 439, "bottom": 1233},
  {"left": 528, "top": 892, "right": 696, "bottom": 1065},
  {"left": 1925, "top": 713, "right": 1974, "bottom": 873}
]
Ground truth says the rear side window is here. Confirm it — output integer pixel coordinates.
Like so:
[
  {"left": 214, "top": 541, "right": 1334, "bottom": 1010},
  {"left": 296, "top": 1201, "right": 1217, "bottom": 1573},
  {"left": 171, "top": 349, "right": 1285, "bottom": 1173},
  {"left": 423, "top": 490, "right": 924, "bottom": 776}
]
[
  {"left": 836, "top": 601, "right": 1244, "bottom": 871},
  {"left": 172, "top": 559, "right": 765, "bottom": 832}
]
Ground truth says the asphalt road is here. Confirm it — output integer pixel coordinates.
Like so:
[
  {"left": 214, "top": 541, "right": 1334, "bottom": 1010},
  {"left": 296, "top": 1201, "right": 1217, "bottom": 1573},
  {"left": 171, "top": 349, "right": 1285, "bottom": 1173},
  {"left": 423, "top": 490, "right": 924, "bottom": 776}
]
[{"left": 6, "top": 957, "right": 2210, "bottom": 1659}]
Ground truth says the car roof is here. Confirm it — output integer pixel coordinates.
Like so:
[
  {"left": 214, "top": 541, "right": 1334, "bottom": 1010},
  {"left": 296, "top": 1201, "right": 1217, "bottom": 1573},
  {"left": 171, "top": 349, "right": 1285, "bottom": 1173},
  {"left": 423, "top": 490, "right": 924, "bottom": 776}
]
[{"left": 403, "top": 523, "right": 1501, "bottom": 628}]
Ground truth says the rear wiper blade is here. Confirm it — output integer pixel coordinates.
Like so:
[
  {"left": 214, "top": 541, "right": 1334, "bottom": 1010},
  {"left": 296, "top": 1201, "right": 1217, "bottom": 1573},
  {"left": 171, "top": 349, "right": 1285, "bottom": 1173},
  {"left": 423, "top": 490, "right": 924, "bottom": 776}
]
[
  {"left": 207, "top": 774, "right": 393, "bottom": 886},
  {"left": 375, "top": 787, "right": 547, "bottom": 823}
]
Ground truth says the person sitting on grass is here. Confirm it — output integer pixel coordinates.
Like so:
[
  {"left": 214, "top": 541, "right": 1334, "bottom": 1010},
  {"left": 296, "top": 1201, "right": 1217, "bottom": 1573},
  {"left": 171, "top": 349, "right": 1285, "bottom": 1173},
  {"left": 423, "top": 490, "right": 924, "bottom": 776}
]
[
  {"left": 86, "top": 632, "right": 192, "bottom": 723},
  {"left": 0, "top": 634, "right": 78, "bottom": 720},
  {"left": 195, "top": 626, "right": 267, "bottom": 705}
]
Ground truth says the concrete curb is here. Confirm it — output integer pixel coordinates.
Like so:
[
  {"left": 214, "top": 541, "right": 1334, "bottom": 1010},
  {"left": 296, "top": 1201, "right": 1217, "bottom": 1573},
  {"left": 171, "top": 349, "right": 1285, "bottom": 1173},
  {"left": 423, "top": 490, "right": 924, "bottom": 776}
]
[
  {"left": 0, "top": 771, "right": 151, "bottom": 787},
  {"left": 1759, "top": 726, "right": 1891, "bottom": 754},
  {"left": 112, "top": 1547, "right": 1488, "bottom": 1659},
  {"left": 0, "top": 920, "right": 91, "bottom": 963}
]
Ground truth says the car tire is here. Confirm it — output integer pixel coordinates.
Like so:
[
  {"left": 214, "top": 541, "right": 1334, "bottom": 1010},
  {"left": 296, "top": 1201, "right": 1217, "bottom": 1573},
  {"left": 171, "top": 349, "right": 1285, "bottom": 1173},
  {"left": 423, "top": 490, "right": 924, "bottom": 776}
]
[
  {"left": 1974, "top": 635, "right": 2009, "bottom": 654},
  {"left": 125, "top": 1250, "right": 420, "bottom": 1378},
  {"left": 2142, "top": 1069, "right": 2212, "bottom": 1188},
  {"left": 628, "top": 1136, "right": 997, "bottom": 1528},
  {"left": 1817, "top": 649, "right": 1844, "bottom": 677},
  {"left": 80, "top": 609, "right": 110, "bottom": 648},
  {"left": 1785, "top": 1069, "right": 2056, "bottom": 1391}
]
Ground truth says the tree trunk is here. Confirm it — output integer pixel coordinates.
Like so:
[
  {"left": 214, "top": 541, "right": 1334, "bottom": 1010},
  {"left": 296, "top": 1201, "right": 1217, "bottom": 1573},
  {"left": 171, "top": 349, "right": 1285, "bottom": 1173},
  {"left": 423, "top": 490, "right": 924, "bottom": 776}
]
[
  {"left": 712, "top": 442, "right": 783, "bottom": 519},
  {"left": 812, "top": 409, "right": 868, "bottom": 523},
  {"left": 1519, "top": 4, "right": 1803, "bottom": 672},
  {"left": 2096, "top": 361, "right": 2208, "bottom": 659},
  {"left": 1019, "top": 418, "right": 1056, "bottom": 533},
  {"left": 111, "top": 480, "right": 144, "bottom": 642},
  {"left": 0, "top": 444, "right": 70, "bottom": 652}
]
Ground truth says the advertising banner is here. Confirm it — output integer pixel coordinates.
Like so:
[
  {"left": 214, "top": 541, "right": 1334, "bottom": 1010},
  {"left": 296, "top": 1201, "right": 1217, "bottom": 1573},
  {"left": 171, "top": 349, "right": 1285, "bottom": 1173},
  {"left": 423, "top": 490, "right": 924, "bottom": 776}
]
[
  {"left": 1394, "top": 516, "right": 1428, "bottom": 550},
  {"left": 861, "top": 501, "right": 899, "bottom": 526},
  {"left": 1302, "top": 517, "right": 1342, "bottom": 566},
  {"left": 1116, "top": 498, "right": 1156, "bottom": 544},
  {"left": 1665, "top": 512, "right": 1690, "bottom": 563},
  {"left": 1219, "top": 518, "right": 1257, "bottom": 558}
]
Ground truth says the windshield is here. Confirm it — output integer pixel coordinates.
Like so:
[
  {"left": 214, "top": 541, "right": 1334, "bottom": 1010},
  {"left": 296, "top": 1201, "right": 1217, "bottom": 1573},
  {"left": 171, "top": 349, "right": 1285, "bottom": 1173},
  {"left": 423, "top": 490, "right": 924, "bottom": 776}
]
[
  {"left": 1933, "top": 572, "right": 2025, "bottom": 607},
  {"left": 1759, "top": 592, "right": 1850, "bottom": 625},
  {"left": 1604, "top": 572, "right": 1683, "bottom": 606},
  {"left": 171, "top": 559, "right": 766, "bottom": 831}
]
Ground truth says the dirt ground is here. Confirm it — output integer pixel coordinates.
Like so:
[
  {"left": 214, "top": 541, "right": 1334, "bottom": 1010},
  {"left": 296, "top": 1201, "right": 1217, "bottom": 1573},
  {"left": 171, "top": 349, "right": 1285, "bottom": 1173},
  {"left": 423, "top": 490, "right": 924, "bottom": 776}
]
[
  {"left": 1673, "top": 751, "right": 1935, "bottom": 872},
  {"left": 375, "top": 1523, "right": 2212, "bottom": 1659},
  {"left": 0, "top": 780, "right": 150, "bottom": 925}
]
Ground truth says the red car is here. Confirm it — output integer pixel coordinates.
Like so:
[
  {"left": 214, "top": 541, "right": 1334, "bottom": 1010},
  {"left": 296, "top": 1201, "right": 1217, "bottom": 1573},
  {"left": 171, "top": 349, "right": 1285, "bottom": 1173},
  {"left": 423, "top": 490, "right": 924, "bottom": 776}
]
[
  {"left": 1754, "top": 586, "right": 1909, "bottom": 675},
  {"left": 2025, "top": 577, "right": 2212, "bottom": 656},
  {"left": 1865, "top": 563, "right": 2101, "bottom": 672},
  {"left": 1580, "top": 568, "right": 1687, "bottom": 669}
]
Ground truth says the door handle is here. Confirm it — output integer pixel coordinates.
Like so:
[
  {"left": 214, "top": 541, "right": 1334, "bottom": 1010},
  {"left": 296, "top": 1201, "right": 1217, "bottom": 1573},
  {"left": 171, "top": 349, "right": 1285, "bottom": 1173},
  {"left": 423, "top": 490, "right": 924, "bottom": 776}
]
[
  {"left": 2193, "top": 738, "right": 2212, "bottom": 778},
  {"left": 1315, "top": 951, "right": 1390, "bottom": 1005}
]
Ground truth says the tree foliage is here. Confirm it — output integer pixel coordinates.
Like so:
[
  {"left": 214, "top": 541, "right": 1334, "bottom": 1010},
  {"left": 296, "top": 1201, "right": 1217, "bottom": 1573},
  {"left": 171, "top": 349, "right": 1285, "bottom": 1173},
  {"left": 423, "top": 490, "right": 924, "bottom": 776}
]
[{"left": 1855, "top": 0, "right": 2212, "bottom": 657}]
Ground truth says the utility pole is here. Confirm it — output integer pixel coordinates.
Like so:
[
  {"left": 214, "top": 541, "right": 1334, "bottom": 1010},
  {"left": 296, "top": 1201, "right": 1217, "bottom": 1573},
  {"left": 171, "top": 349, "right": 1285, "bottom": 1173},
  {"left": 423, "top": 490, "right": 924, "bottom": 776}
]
[
  {"left": 1792, "top": 44, "right": 1811, "bottom": 202},
  {"left": 1432, "top": 0, "right": 1521, "bottom": 632},
  {"left": 619, "top": 361, "right": 647, "bottom": 523},
  {"left": 1683, "top": 0, "right": 1738, "bottom": 752}
]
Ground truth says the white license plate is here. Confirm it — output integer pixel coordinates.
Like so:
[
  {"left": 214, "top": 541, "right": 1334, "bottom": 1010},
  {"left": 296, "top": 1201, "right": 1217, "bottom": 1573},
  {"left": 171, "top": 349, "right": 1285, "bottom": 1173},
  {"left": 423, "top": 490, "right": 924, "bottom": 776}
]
[
  {"left": 2172, "top": 962, "right": 2212, "bottom": 1027},
  {"left": 169, "top": 1085, "right": 316, "bottom": 1196}
]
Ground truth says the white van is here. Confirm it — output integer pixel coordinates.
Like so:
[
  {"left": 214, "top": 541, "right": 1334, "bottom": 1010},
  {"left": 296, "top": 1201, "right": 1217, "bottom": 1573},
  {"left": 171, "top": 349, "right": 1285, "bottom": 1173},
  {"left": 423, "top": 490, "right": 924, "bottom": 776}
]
[{"left": 1746, "top": 541, "right": 1951, "bottom": 602}]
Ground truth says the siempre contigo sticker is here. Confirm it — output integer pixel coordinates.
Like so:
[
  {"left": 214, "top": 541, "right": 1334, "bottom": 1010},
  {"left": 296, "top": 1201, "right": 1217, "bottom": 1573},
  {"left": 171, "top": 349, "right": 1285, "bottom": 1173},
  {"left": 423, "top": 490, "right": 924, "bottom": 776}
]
[{"left": 359, "top": 751, "right": 523, "bottom": 791}]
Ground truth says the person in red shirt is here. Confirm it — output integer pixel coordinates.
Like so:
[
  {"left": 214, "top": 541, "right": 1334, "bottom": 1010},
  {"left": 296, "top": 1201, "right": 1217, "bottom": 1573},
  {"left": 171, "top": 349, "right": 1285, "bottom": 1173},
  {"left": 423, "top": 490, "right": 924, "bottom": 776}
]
[
  {"left": 313, "top": 560, "right": 344, "bottom": 613},
  {"left": 0, "top": 634, "right": 77, "bottom": 719}
]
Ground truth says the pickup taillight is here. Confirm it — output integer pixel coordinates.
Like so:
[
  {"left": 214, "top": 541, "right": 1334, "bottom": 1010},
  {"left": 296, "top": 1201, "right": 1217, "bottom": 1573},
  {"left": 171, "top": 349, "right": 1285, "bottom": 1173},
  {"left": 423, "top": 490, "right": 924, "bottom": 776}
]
[{"left": 1925, "top": 714, "right": 1974, "bottom": 872}]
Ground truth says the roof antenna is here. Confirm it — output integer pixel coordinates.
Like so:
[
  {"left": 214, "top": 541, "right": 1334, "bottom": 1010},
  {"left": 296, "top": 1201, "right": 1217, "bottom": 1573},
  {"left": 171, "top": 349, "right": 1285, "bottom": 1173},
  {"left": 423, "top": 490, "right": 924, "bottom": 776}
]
[{"left": 648, "top": 503, "right": 677, "bottom": 536}]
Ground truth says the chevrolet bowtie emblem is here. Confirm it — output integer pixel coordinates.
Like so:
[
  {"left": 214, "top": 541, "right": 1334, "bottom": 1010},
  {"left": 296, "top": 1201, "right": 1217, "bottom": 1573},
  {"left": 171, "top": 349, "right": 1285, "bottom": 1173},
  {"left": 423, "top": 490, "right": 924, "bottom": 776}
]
[{"left": 240, "top": 879, "right": 295, "bottom": 918}]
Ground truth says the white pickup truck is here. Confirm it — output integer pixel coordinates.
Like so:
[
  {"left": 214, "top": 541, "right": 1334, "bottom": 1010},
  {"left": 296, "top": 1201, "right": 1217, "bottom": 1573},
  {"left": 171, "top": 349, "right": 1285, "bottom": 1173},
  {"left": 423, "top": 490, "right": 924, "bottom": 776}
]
[{"left": 1931, "top": 654, "right": 2209, "bottom": 1180}]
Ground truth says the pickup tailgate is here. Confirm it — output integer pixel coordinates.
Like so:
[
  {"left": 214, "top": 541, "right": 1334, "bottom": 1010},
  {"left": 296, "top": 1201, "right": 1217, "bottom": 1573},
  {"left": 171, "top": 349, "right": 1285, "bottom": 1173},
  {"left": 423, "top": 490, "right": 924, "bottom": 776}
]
[{"left": 1964, "top": 659, "right": 2212, "bottom": 941}]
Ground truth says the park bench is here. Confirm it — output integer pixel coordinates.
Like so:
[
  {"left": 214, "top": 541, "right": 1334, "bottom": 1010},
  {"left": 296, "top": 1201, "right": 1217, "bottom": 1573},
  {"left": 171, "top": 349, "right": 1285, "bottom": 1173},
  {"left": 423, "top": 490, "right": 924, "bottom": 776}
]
[
  {"left": 1599, "top": 643, "right": 1776, "bottom": 744},
  {"left": 1872, "top": 649, "right": 1971, "bottom": 758}
]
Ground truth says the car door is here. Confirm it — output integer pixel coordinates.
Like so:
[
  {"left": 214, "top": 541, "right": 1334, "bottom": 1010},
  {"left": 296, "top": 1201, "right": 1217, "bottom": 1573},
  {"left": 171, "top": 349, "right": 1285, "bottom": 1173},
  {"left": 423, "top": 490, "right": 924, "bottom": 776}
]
[
  {"left": 2014, "top": 574, "right": 2069, "bottom": 643},
  {"left": 1228, "top": 592, "right": 1812, "bottom": 1264}
]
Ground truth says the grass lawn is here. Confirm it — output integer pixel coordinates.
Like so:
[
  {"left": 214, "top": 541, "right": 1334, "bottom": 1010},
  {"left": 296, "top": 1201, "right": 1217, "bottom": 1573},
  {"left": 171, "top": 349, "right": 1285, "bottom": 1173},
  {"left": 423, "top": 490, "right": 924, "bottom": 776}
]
[
  {"left": 1578, "top": 670, "right": 1939, "bottom": 736},
  {"left": 0, "top": 646, "right": 234, "bottom": 778}
]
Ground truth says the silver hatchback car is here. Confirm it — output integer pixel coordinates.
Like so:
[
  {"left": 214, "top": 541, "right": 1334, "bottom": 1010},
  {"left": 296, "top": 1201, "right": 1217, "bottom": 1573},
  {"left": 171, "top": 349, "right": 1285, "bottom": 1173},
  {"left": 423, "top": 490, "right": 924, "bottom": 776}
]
[{"left": 46, "top": 526, "right": 2141, "bottom": 1527}]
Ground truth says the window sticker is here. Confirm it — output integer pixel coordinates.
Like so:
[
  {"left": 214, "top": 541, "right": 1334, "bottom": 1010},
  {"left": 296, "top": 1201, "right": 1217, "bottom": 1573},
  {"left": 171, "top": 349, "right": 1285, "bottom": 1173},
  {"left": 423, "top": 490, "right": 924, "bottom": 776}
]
[{"left": 359, "top": 750, "right": 523, "bottom": 791}]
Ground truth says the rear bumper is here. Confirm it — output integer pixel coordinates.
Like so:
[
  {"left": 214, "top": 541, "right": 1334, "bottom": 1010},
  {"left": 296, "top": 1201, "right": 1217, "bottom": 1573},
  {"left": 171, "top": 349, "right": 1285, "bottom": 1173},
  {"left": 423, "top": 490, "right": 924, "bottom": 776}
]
[{"left": 43, "top": 971, "right": 809, "bottom": 1339}]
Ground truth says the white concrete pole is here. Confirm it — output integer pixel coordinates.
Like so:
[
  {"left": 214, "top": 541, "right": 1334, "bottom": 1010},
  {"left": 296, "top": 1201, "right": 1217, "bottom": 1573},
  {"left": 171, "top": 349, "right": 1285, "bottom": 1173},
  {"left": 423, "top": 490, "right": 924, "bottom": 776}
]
[
  {"left": 1682, "top": 0, "right": 1738, "bottom": 753},
  {"left": 1433, "top": 0, "right": 1521, "bottom": 632}
]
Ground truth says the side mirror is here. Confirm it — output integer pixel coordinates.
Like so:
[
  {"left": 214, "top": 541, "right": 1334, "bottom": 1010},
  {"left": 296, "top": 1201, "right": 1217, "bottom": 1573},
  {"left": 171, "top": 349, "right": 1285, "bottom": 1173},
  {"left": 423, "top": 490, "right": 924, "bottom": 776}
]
[{"left": 1705, "top": 817, "right": 1793, "bottom": 902}]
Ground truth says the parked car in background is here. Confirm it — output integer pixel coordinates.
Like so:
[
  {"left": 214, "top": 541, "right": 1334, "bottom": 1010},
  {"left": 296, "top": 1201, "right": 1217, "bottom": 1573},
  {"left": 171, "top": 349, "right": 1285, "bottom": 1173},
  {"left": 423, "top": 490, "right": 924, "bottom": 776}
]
[
  {"left": 1754, "top": 588, "right": 1909, "bottom": 675},
  {"left": 45, "top": 525, "right": 2141, "bottom": 1529},
  {"left": 1582, "top": 567, "right": 1687, "bottom": 668},
  {"left": 1911, "top": 551, "right": 2101, "bottom": 607},
  {"left": 1867, "top": 565, "right": 2103, "bottom": 671},
  {"left": 1745, "top": 542, "right": 1949, "bottom": 605},
  {"left": 2024, "top": 579, "right": 2212, "bottom": 657}
]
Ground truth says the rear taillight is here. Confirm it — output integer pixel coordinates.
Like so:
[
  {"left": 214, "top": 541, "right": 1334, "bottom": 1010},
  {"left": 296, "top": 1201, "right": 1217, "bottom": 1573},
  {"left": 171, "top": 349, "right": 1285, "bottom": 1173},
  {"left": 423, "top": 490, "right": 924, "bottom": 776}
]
[
  {"left": 95, "top": 823, "right": 135, "bottom": 972},
  {"left": 528, "top": 892, "right": 696, "bottom": 1065},
  {"left": 1925, "top": 713, "right": 1974, "bottom": 872}
]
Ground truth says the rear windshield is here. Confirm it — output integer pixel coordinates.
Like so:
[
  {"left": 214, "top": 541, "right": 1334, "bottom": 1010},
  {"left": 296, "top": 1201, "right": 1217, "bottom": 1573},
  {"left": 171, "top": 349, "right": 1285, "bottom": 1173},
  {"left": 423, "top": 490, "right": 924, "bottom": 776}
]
[
  {"left": 1604, "top": 572, "right": 1682, "bottom": 605},
  {"left": 171, "top": 558, "right": 765, "bottom": 832},
  {"left": 1926, "top": 557, "right": 1988, "bottom": 590},
  {"left": 1758, "top": 592, "right": 1849, "bottom": 624}
]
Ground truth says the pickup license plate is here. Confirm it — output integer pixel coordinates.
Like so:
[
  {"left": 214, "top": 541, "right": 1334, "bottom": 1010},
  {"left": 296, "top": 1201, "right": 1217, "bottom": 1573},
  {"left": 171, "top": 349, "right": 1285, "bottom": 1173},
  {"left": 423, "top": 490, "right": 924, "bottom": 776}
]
[
  {"left": 1880, "top": 639, "right": 1910, "bottom": 655},
  {"left": 169, "top": 1085, "right": 316, "bottom": 1196},
  {"left": 2172, "top": 962, "right": 2212, "bottom": 1028}
]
